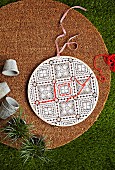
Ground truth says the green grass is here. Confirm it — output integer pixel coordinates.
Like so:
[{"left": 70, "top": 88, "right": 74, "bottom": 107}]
[{"left": 0, "top": 0, "right": 115, "bottom": 169}]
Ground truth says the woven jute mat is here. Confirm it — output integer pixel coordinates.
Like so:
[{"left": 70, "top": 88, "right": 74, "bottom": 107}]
[{"left": 0, "top": 0, "right": 111, "bottom": 149}]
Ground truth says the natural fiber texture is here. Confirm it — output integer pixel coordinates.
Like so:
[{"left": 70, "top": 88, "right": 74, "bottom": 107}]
[{"left": 0, "top": 0, "right": 111, "bottom": 149}]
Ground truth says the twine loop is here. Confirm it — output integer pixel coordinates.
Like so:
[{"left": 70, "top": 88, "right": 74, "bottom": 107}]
[{"left": 55, "top": 6, "right": 87, "bottom": 56}]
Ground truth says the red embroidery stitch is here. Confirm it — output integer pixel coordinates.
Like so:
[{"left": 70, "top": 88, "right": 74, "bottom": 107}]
[
  {"left": 34, "top": 76, "right": 91, "bottom": 105},
  {"left": 66, "top": 76, "right": 91, "bottom": 102}
]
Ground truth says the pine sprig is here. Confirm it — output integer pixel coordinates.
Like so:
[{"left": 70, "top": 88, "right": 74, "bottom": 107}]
[
  {"left": 20, "top": 136, "right": 48, "bottom": 164},
  {"left": 1, "top": 108, "right": 33, "bottom": 142}
]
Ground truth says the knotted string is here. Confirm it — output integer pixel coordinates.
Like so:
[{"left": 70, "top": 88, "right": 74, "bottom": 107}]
[
  {"left": 55, "top": 6, "right": 87, "bottom": 57},
  {"left": 94, "top": 54, "right": 115, "bottom": 82}
]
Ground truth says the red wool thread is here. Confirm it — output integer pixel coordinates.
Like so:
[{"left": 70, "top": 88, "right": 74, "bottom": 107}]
[{"left": 94, "top": 54, "right": 115, "bottom": 82}]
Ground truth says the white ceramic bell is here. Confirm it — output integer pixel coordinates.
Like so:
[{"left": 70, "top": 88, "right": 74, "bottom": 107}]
[
  {"left": 0, "top": 97, "right": 19, "bottom": 119},
  {"left": 0, "top": 82, "right": 10, "bottom": 99},
  {"left": 2, "top": 59, "right": 19, "bottom": 76}
]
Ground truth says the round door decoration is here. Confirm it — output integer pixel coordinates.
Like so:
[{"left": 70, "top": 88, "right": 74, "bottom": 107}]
[{"left": 28, "top": 56, "right": 99, "bottom": 126}]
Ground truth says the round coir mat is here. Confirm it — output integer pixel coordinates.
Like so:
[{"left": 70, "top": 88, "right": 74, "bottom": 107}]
[{"left": 0, "top": 0, "right": 111, "bottom": 149}]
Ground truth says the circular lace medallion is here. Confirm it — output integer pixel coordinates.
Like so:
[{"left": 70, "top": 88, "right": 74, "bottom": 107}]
[{"left": 28, "top": 56, "right": 99, "bottom": 126}]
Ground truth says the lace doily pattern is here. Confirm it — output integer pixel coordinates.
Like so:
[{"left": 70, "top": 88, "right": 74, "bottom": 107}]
[{"left": 28, "top": 56, "right": 99, "bottom": 126}]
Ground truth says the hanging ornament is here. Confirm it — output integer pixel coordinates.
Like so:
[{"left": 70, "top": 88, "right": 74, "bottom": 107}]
[{"left": 28, "top": 6, "right": 100, "bottom": 126}]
